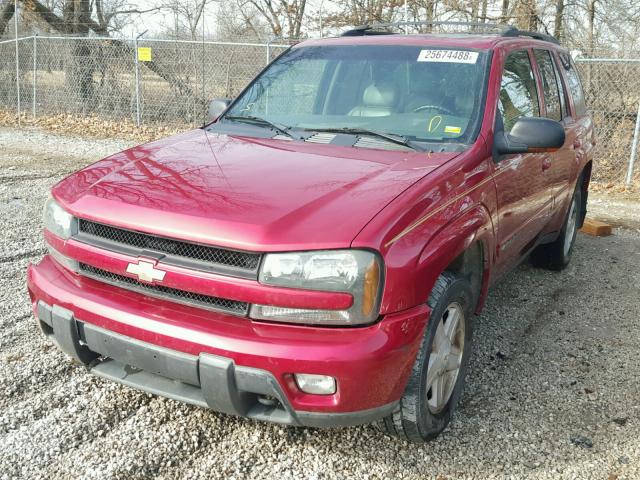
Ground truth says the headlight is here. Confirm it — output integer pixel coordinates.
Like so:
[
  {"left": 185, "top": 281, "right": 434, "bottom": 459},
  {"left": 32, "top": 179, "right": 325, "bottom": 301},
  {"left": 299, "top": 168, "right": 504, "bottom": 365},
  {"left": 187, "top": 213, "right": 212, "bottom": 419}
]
[
  {"left": 43, "top": 197, "right": 76, "bottom": 239},
  {"left": 250, "top": 250, "right": 382, "bottom": 326}
]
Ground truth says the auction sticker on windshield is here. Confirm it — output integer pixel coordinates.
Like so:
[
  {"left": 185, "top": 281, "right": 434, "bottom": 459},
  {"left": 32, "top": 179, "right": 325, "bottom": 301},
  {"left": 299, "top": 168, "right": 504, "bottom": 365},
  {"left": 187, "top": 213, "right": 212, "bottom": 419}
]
[{"left": 417, "top": 50, "right": 479, "bottom": 64}]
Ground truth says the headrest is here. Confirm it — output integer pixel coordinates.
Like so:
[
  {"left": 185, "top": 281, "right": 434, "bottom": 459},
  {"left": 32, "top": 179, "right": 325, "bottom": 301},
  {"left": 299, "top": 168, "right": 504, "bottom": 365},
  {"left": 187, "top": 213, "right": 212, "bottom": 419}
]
[
  {"left": 362, "top": 83, "right": 397, "bottom": 108},
  {"left": 454, "top": 88, "right": 474, "bottom": 115}
]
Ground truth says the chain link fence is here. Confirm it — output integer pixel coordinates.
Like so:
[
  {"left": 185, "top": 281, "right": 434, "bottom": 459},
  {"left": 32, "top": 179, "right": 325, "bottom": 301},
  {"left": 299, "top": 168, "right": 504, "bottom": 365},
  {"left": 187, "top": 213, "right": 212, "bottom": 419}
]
[
  {"left": 1, "top": 35, "right": 639, "bottom": 185},
  {"left": 576, "top": 58, "right": 640, "bottom": 185},
  {"left": 0, "top": 36, "right": 290, "bottom": 126}
]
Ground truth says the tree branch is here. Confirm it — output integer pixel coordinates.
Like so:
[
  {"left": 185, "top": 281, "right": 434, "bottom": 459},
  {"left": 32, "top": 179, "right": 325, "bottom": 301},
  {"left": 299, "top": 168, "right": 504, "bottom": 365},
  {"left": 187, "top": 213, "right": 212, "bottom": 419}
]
[{"left": 0, "top": 0, "right": 15, "bottom": 37}]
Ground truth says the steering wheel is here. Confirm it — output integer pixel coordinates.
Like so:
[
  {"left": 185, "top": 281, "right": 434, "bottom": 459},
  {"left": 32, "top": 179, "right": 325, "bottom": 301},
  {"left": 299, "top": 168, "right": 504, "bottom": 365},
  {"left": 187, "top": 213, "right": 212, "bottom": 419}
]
[{"left": 412, "top": 104, "right": 454, "bottom": 115}]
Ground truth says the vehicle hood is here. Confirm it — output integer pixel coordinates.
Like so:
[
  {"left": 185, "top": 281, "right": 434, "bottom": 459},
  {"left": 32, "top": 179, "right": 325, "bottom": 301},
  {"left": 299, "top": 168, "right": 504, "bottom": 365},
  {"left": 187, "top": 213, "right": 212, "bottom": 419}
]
[{"left": 53, "top": 129, "right": 458, "bottom": 251}]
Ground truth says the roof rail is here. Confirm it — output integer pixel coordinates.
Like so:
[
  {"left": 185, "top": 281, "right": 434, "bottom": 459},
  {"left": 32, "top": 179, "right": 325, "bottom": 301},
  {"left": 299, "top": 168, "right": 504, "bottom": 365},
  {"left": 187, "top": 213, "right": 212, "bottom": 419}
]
[
  {"left": 340, "top": 21, "right": 508, "bottom": 37},
  {"left": 500, "top": 27, "right": 560, "bottom": 44},
  {"left": 340, "top": 21, "right": 560, "bottom": 45}
]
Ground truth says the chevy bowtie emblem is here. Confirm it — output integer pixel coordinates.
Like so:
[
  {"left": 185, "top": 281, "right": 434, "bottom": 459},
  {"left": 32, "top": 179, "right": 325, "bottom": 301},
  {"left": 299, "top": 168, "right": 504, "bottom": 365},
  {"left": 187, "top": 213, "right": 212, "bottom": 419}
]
[{"left": 126, "top": 260, "right": 166, "bottom": 283}]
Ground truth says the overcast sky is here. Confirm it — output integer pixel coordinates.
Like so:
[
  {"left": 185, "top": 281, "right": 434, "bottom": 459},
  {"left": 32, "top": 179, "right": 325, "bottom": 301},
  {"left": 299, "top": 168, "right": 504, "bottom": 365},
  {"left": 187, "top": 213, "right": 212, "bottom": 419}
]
[{"left": 117, "top": 0, "right": 333, "bottom": 39}]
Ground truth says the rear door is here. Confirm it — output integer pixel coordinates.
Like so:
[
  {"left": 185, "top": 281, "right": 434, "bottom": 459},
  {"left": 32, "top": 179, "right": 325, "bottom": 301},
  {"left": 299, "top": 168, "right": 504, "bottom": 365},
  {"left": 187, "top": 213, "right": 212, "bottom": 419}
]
[
  {"left": 532, "top": 48, "right": 575, "bottom": 212},
  {"left": 492, "top": 49, "right": 553, "bottom": 277},
  {"left": 556, "top": 52, "right": 595, "bottom": 201}
]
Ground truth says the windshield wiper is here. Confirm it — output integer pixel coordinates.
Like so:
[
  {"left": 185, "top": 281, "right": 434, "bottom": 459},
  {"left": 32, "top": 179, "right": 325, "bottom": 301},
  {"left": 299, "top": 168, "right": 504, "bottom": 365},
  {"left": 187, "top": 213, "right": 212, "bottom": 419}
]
[
  {"left": 223, "top": 115, "right": 295, "bottom": 139},
  {"left": 305, "top": 127, "right": 427, "bottom": 152}
]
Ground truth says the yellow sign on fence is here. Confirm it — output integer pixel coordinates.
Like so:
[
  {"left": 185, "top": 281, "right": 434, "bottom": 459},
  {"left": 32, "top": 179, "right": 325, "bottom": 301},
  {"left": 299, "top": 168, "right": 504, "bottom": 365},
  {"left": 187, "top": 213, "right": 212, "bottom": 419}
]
[{"left": 137, "top": 47, "right": 152, "bottom": 62}]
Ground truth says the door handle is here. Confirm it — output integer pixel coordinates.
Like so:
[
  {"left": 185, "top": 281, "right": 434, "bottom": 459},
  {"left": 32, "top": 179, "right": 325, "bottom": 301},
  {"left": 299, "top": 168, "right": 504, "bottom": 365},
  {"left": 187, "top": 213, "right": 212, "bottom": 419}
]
[{"left": 542, "top": 157, "right": 552, "bottom": 171}]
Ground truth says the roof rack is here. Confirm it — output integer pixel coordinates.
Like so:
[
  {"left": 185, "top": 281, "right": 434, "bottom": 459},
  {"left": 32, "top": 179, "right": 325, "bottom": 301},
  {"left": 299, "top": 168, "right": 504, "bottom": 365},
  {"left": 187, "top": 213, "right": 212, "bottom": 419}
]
[
  {"left": 340, "top": 21, "right": 506, "bottom": 37},
  {"left": 500, "top": 27, "right": 560, "bottom": 44},
  {"left": 340, "top": 21, "right": 560, "bottom": 45}
]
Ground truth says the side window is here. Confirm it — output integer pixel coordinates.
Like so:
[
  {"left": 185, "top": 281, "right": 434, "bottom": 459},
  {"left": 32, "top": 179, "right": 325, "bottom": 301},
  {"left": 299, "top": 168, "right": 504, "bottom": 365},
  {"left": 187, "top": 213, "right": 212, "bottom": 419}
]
[
  {"left": 551, "top": 53, "right": 569, "bottom": 118},
  {"left": 533, "top": 49, "right": 562, "bottom": 121},
  {"left": 560, "top": 53, "right": 587, "bottom": 117},
  {"left": 498, "top": 50, "right": 540, "bottom": 132}
]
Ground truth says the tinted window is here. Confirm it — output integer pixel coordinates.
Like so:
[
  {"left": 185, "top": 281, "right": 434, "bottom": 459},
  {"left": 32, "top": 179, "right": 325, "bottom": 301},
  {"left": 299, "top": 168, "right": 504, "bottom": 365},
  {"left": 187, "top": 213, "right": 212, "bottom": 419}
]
[
  {"left": 534, "top": 49, "right": 562, "bottom": 121},
  {"left": 551, "top": 53, "right": 569, "bottom": 118},
  {"left": 560, "top": 53, "right": 587, "bottom": 116},
  {"left": 498, "top": 50, "right": 540, "bottom": 132}
]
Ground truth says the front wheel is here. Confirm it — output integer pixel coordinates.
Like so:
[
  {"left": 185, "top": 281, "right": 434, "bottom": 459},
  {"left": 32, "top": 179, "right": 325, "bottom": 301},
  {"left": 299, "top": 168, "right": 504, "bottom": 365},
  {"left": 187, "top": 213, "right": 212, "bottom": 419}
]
[
  {"left": 531, "top": 181, "right": 582, "bottom": 271},
  {"left": 378, "top": 272, "right": 473, "bottom": 442}
]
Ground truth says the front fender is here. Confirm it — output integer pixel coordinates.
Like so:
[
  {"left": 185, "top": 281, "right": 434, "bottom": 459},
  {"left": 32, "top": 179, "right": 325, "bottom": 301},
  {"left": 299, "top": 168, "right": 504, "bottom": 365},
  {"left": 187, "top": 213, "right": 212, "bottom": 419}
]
[
  {"left": 351, "top": 145, "right": 497, "bottom": 316},
  {"left": 415, "top": 205, "right": 494, "bottom": 313},
  {"left": 375, "top": 203, "right": 495, "bottom": 315}
]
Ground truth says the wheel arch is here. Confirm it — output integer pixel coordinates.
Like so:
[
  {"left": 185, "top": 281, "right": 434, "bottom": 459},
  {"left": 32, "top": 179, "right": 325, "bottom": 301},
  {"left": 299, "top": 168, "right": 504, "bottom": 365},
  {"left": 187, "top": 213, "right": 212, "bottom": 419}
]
[
  {"left": 413, "top": 204, "right": 494, "bottom": 315},
  {"left": 444, "top": 240, "right": 486, "bottom": 313}
]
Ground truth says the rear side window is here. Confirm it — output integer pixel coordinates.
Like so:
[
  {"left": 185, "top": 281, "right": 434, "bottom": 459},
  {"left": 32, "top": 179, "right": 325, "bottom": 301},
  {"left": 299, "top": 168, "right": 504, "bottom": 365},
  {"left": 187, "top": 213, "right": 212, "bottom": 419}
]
[
  {"left": 498, "top": 50, "right": 540, "bottom": 131},
  {"left": 534, "top": 49, "right": 563, "bottom": 121},
  {"left": 551, "top": 54, "right": 569, "bottom": 118},
  {"left": 560, "top": 53, "right": 587, "bottom": 117}
]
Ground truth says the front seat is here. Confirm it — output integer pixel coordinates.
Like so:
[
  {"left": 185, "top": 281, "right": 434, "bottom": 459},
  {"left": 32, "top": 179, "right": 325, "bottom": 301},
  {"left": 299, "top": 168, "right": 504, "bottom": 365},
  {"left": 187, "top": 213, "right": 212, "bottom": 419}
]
[
  {"left": 454, "top": 85, "right": 475, "bottom": 118},
  {"left": 348, "top": 83, "right": 397, "bottom": 117}
]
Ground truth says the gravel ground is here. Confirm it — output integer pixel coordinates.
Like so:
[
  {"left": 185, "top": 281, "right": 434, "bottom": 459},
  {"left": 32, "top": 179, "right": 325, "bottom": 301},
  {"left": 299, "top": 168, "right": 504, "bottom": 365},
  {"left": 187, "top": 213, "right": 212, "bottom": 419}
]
[{"left": 1, "top": 126, "right": 640, "bottom": 479}]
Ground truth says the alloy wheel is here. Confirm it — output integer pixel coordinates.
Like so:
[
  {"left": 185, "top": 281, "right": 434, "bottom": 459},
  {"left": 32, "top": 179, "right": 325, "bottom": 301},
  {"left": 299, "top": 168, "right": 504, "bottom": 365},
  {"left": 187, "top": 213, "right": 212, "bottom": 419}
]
[
  {"left": 564, "top": 195, "right": 579, "bottom": 256},
  {"left": 425, "top": 302, "right": 465, "bottom": 414}
]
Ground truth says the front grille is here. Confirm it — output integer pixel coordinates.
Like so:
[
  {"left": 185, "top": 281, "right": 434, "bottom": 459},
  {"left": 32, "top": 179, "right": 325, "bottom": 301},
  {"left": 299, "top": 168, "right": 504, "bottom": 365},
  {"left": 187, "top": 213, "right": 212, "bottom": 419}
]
[
  {"left": 78, "top": 219, "right": 261, "bottom": 274},
  {"left": 80, "top": 263, "right": 249, "bottom": 315}
]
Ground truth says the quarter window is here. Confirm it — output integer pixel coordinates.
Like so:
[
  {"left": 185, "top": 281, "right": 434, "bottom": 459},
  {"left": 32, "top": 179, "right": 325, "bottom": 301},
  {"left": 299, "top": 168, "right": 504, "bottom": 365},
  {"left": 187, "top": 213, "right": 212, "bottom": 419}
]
[
  {"left": 534, "top": 49, "right": 563, "bottom": 121},
  {"left": 551, "top": 53, "right": 569, "bottom": 118},
  {"left": 560, "top": 53, "right": 587, "bottom": 117},
  {"left": 498, "top": 50, "right": 540, "bottom": 132}
]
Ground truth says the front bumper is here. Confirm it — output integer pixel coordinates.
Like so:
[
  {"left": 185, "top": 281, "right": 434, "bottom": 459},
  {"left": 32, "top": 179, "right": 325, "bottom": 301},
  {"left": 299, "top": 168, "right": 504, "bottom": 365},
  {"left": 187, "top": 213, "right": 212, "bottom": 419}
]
[{"left": 28, "top": 256, "right": 429, "bottom": 427}]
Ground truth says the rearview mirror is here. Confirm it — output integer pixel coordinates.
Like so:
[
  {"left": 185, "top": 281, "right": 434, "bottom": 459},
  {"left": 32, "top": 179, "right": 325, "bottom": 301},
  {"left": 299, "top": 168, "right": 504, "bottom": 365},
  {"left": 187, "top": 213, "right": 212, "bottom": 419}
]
[
  {"left": 494, "top": 117, "right": 565, "bottom": 155},
  {"left": 207, "top": 98, "right": 232, "bottom": 123}
]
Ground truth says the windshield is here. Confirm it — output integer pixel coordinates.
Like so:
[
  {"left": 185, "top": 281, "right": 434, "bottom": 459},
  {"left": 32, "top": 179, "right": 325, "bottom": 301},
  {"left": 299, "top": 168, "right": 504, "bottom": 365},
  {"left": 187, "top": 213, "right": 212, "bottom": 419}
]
[{"left": 222, "top": 44, "right": 489, "bottom": 146}]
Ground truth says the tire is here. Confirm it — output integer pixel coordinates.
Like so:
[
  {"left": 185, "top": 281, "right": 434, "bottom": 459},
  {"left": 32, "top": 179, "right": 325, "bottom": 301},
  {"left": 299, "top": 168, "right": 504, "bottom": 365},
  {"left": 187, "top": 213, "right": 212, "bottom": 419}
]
[
  {"left": 378, "top": 271, "right": 474, "bottom": 443},
  {"left": 530, "top": 179, "right": 582, "bottom": 271}
]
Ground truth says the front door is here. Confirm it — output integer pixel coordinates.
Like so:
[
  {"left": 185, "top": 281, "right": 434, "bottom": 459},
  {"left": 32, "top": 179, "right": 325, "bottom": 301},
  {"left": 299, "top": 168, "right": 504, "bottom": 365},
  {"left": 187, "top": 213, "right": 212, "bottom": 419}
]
[
  {"left": 533, "top": 49, "right": 575, "bottom": 212},
  {"left": 492, "top": 49, "right": 553, "bottom": 278}
]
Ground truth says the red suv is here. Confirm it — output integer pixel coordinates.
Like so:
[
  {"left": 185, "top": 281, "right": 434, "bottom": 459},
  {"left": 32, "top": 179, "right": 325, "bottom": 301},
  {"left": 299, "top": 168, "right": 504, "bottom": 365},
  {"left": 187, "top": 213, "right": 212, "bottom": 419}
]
[{"left": 27, "top": 23, "right": 594, "bottom": 442}]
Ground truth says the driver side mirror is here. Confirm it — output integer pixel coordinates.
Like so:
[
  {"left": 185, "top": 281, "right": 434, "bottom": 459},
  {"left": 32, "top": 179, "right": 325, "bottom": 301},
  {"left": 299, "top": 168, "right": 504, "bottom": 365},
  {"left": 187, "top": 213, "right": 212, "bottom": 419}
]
[
  {"left": 206, "top": 98, "right": 233, "bottom": 123},
  {"left": 494, "top": 117, "right": 565, "bottom": 155}
]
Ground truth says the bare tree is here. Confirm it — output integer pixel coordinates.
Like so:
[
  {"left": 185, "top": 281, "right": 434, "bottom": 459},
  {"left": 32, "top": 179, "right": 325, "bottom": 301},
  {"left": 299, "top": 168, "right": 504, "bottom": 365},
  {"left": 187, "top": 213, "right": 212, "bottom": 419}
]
[
  {"left": 585, "top": 0, "right": 596, "bottom": 52},
  {"left": 160, "top": 0, "right": 212, "bottom": 40},
  {"left": 94, "top": 0, "right": 162, "bottom": 35},
  {"left": 553, "top": 0, "right": 564, "bottom": 38},
  {"left": 513, "top": 0, "right": 538, "bottom": 30},
  {"left": 237, "top": 0, "right": 307, "bottom": 38},
  {"left": 319, "top": 0, "right": 402, "bottom": 30},
  {"left": 0, "top": 0, "right": 15, "bottom": 37},
  {"left": 216, "top": 0, "right": 270, "bottom": 39},
  {"left": 0, "top": 0, "right": 203, "bottom": 105}
]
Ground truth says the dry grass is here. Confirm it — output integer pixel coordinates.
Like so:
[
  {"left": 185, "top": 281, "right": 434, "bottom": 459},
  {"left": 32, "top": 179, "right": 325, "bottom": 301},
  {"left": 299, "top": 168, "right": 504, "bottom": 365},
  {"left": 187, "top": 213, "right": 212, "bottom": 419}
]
[
  {"left": 590, "top": 181, "right": 639, "bottom": 199},
  {"left": 0, "top": 109, "right": 186, "bottom": 143}
]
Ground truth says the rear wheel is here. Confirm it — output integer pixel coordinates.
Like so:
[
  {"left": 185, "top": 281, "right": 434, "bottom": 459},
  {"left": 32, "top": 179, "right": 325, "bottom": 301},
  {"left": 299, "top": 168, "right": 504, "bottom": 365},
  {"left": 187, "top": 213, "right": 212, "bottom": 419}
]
[
  {"left": 531, "top": 180, "right": 582, "bottom": 271},
  {"left": 378, "top": 271, "right": 473, "bottom": 442}
]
